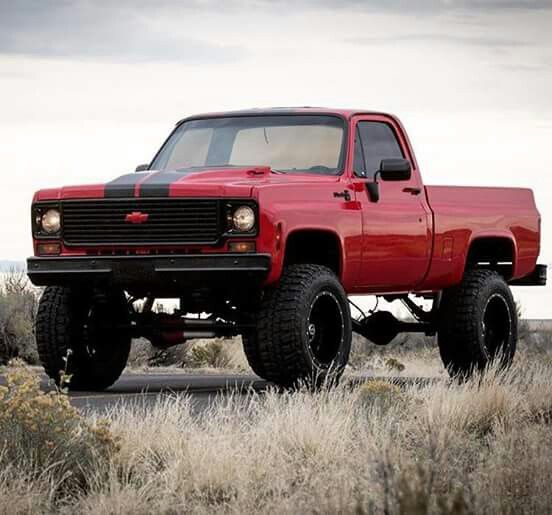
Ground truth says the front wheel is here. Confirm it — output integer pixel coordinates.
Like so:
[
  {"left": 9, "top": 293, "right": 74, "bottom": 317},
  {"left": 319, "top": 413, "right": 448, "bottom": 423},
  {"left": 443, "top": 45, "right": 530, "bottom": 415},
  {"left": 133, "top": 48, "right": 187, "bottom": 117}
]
[
  {"left": 243, "top": 264, "right": 352, "bottom": 387},
  {"left": 36, "top": 286, "right": 131, "bottom": 391},
  {"left": 438, "top": 269, "right": 517, "bottom": 377}
]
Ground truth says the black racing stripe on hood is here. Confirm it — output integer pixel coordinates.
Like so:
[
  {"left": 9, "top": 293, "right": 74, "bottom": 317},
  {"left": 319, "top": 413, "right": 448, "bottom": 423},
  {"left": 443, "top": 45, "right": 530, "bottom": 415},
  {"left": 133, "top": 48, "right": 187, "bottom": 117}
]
[
  {"left": 138, "top": 171, "right": 184, "bottom": 197},
  {"left": 104, "top": 173, "right": 145, "bottom": 198}
]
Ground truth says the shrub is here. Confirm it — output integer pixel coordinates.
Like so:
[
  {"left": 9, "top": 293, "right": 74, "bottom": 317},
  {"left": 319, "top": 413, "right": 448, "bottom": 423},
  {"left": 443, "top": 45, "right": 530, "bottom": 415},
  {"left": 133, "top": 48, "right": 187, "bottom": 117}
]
[
  {"left": 360, "top": 379, "right": 401, "bottom": 397},
  {"left": 185, "top": 339, "right": 233, "bottom": 369},
  {"left": 0, "top": 364, "right": 118, "bottom": 497},
  {"left": 0, "top": 270, "right": 39, "bottom": 365},
  {"left": 385, "top": 357, "right": 406, "bottom": 373},
  {"left": 127, "top": 336, "right": 251, "bottom": 372},
  {"left": 358, "top": 379, "right": 403, "bottom": 412}
]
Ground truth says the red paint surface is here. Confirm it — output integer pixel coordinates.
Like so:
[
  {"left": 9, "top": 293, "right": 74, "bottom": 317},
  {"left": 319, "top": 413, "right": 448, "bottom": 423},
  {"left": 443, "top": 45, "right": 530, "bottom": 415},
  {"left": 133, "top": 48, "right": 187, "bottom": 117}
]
[{"left": 31, "top": 108, "right": 542, "bottom": 294}]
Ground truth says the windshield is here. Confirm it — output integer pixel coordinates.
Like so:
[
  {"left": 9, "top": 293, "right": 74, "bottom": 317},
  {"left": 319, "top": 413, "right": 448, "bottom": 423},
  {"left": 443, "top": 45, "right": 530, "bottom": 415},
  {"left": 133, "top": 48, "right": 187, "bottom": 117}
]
[{"left": 151, "top": 115, "right": 345, "bottom": 175}]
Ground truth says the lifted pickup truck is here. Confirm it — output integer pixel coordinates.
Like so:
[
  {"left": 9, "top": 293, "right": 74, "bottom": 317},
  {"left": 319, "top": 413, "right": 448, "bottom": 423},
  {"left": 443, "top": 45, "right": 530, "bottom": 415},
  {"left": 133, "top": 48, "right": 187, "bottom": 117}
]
[{"left": 27, "top": 108, "right": 546, "bottom": 389}]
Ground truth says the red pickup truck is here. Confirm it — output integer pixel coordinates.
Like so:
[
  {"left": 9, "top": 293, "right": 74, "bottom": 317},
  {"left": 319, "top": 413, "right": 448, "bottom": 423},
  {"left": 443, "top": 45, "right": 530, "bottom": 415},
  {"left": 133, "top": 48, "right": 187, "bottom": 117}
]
[{"left": 27, "top": 108, "right": 546, "bottom": 389}]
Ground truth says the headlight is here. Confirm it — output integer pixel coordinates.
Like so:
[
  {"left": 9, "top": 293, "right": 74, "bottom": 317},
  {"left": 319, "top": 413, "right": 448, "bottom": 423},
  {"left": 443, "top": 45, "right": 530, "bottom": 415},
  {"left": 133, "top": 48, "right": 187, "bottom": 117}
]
[
  {"left": 232, "top": 206, "right": 255, "bottom": 232},
  {"left": 40, "top": 208, "right": 61, "bottom": 234}
]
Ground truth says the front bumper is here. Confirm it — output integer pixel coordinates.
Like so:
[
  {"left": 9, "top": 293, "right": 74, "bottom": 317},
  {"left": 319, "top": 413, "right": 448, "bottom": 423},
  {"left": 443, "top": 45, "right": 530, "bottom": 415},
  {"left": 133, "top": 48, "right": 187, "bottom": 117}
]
[{"left": 27, "top": 253, "right": 271, "bottom": 289}]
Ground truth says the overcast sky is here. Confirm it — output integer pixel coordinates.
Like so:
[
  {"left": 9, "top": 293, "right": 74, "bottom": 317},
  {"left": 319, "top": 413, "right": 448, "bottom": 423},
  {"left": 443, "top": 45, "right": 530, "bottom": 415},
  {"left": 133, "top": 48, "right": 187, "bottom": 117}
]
[{"left": 1, "top": 0, "right": 551, "bottom": 316}]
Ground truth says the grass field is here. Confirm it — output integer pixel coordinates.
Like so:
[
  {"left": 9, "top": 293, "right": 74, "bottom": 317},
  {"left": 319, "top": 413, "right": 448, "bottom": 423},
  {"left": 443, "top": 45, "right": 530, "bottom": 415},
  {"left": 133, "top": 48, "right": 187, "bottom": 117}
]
[
  {"left": 2, "top": 345, "right": 552, "bottom": 515},
  {"left": 2, "top": 272, "right": 552, "bottom": 513}
]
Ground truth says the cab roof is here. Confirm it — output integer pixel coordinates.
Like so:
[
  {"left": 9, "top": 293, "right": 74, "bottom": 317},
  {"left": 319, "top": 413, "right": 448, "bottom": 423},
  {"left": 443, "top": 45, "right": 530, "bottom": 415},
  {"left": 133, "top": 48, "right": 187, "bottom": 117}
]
[{"left": 177, "top": 107, "right": 394, "bottom": 125}]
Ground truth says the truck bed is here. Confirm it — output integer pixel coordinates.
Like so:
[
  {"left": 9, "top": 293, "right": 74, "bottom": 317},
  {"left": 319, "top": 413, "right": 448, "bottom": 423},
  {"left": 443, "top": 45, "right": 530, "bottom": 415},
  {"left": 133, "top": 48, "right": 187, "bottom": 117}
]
[{"left": 420, "top": 185, "right": 540, "bottom": 290}]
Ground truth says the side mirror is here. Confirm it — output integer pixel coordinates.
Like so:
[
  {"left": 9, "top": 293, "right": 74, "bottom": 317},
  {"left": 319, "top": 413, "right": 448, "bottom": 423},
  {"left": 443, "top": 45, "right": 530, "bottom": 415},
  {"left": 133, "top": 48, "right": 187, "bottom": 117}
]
[
  {"left": 135, "top": 164, "right": 150, "bottom": 172},
  {"left": 379, "top": 158, "right": 411, "bottom": 181},
  {"left": 364, "top": 158, "right": 412, "bottom": 202}
]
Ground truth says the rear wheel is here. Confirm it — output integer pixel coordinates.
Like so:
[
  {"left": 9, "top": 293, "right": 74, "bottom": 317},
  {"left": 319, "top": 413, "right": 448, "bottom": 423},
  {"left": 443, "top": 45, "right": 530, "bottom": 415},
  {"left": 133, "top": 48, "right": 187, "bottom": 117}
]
[
  {"left": 36, "top": 286, "right": 131, "bottom": 391},
  {"left": 243, "top": 264, "right": 352, "bottom": 387},
  {"left": 438, "top": 269, "right": 517, "bottom": 377}
]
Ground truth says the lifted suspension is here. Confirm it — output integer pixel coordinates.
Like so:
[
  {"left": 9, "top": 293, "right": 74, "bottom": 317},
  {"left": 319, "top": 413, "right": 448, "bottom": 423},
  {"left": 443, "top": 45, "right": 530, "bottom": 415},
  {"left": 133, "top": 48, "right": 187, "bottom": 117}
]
[{"left": 122, "top": 313, "right": 255, "bottom": 348}]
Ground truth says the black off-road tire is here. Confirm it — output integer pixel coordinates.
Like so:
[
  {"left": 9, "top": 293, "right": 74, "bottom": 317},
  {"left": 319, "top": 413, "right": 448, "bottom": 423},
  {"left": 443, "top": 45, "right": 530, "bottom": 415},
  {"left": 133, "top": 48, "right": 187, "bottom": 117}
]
[
  {"left": 438, "top": 269, "right": 517, "bottom": 377},
  {"left": 243, "top": 264, "right": 352, "bottom": 387},
  {"left": 36, "top": 286, "right": 131, "bottom": 391},
  {"left": 241, "top": 334, "right": 267, "bottom": 379}
]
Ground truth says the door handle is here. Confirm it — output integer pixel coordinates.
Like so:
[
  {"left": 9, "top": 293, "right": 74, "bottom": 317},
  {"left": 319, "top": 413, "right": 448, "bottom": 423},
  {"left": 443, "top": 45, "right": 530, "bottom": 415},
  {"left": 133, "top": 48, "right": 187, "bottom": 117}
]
[
  {"left": 403, "top": 187, "right": 422, "bottom": 195},
  {"left": 333, "top": 190, "right": 351, "bottom": 201}
]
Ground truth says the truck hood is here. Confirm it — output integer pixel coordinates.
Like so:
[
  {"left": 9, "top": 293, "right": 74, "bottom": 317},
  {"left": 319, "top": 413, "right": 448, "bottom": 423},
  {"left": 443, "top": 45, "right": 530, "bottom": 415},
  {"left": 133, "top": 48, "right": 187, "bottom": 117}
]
[{"left": 34, "top": 166, "right": 340, "bottom": 201}]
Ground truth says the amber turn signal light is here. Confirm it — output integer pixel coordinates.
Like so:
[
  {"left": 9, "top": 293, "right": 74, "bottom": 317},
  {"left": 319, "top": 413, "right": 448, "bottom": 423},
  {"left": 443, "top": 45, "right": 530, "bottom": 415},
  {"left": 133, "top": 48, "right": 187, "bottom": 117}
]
[
  {"left": 37, "top": 242, "right": 61, "bottom": 256},
  {"left": 228, "top": 241, "right": 256, "bottom": 253}
]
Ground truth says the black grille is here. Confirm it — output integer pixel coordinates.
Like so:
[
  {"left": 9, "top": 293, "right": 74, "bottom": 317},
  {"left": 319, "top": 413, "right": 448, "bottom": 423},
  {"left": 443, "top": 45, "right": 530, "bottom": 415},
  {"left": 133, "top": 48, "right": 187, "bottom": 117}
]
[{"left": 62, "top": 198, "right": 221, "bottom": 246}]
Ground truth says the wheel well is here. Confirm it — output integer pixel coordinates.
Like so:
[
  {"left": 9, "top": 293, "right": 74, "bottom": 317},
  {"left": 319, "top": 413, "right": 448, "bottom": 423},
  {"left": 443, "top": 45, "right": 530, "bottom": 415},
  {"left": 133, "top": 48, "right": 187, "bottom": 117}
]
[
  {"left": 466, "top": 237, "right": 515, "bottom": 279},
  {"left": 283, "top": 230, "right": 341, "bottom": 276}
]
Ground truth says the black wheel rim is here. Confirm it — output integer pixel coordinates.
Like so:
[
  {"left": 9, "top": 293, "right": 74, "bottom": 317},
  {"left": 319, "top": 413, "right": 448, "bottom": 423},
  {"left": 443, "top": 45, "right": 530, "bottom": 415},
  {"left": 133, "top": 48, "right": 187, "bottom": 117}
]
[
  {"left": 482, "top": 293, "right": 512, "bottom": 360},
  {"left": 79, "top": 301, "right": 123, "bottom": 365},
  {"left": 307, "top": 291, "right": 344, "bottom": 366}
]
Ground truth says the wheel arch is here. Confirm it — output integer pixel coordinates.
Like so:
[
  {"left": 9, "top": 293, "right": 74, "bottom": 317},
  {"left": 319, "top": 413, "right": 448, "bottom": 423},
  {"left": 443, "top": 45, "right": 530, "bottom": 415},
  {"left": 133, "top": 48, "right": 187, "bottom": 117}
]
[
  {"left": 283, "top": 228, "right": 343, "bottom": 279},
  {"left": 464, "top": 233, "right": 517, "bottom": 280}
]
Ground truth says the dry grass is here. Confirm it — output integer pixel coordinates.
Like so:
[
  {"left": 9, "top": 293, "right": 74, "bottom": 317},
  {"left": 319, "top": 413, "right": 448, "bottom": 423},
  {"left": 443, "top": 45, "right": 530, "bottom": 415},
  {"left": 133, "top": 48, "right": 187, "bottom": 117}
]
[{"left": 2, "top": 358, "right": 552, "bottom": 514}]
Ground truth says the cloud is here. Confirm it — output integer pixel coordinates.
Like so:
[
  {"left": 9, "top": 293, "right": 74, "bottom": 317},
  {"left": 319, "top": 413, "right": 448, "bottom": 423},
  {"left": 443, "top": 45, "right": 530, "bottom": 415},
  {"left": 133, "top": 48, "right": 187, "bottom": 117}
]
[
  {"left": 0, "top": 70, "right": 33, "bottom": 79},
  {"left": 307, "top": 0, "right": 552, "bottom": 10},
  {"left": 349, "top": 33, "right": 534, "bottom": 49},
  {"left": 0, "top": 1, "right": 244, "bottom": 63},
  {"left": 0, "top": 0, "right": 549, "bottom": 63},
  {"left": 253, "top": 0, "right": 552, "bottom": 11},
  {"left": 501, "top": 63, "right": 551, "bottom": 72}
]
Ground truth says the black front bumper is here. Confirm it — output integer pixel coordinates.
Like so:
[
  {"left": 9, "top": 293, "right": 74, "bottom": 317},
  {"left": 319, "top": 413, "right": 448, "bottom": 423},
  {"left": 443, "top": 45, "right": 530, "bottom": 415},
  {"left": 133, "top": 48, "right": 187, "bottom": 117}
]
[{"left": 27, "top": 254, "right": 271, "bottom": 289}]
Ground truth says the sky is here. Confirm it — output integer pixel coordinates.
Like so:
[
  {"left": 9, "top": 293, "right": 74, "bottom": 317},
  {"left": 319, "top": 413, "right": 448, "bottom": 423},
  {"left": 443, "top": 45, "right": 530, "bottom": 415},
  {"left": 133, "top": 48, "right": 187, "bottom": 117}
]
[{"left": 0, "top": 0, "right": 551, "bottom": 316}]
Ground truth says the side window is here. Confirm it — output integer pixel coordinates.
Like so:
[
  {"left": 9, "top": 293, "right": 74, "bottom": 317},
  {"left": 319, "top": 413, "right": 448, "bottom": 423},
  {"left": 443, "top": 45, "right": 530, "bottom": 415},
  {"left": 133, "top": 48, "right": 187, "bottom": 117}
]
[{"left": 354, "top": 122, "right": 404, "bottom": 178}]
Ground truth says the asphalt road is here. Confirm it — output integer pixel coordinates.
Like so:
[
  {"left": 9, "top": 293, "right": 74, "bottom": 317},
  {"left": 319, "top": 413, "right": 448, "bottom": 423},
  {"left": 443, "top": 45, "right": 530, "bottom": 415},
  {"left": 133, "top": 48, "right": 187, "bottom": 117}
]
[{"left": 0, "top": 372, "right": 439, "bottom": 414}]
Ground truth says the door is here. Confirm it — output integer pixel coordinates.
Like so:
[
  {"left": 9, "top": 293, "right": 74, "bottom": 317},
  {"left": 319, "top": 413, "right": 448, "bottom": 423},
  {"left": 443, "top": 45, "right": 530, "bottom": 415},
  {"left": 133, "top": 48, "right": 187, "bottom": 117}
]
[{"left": 351, "top": 117, "right": 432, "bottom": 292}]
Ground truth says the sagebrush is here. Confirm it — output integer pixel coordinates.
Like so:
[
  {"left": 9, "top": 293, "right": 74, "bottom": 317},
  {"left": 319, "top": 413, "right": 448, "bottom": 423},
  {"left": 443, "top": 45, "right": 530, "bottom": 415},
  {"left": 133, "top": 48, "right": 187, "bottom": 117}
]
[
  {"left": 0, "top": 364, "right": 118, "bottom": 505},
  {"left": 0, "top": 270, "right": 39, "bottom": 365}
]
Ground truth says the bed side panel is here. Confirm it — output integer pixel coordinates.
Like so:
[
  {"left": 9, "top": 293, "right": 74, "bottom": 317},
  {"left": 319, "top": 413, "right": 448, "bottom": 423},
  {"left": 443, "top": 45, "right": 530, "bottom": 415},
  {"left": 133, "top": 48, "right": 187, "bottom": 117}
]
[{"left": 420, "top": 186, "right": 539, "bottom": 291}]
